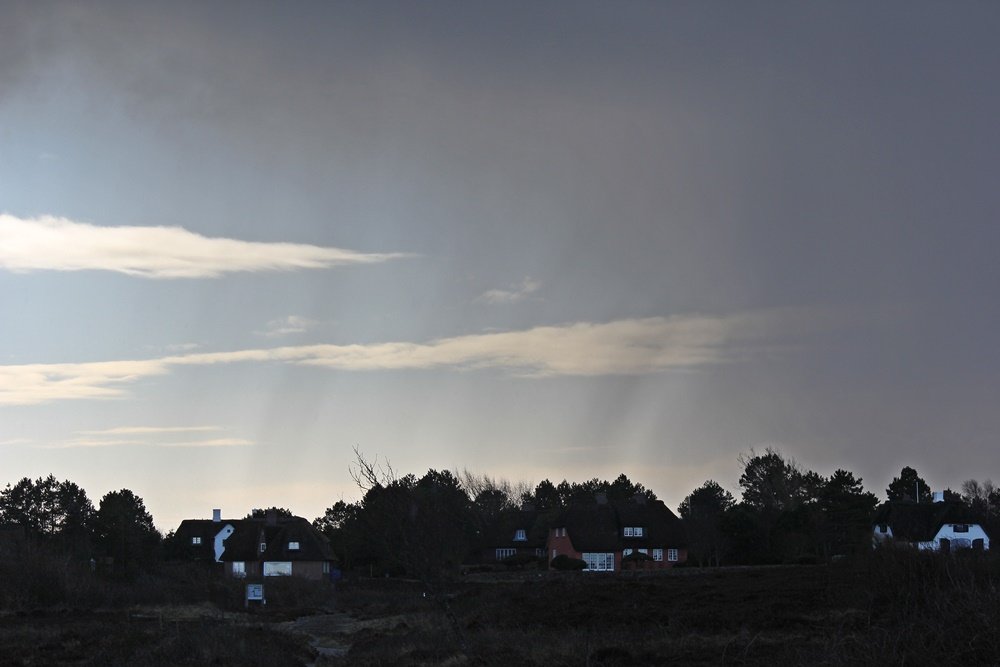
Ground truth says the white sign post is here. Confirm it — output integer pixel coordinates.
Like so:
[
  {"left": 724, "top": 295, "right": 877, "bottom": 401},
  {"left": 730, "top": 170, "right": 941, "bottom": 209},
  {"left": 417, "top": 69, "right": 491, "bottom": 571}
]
[{"left": 246, "top": 583, "right": 265, "bottom": 608}]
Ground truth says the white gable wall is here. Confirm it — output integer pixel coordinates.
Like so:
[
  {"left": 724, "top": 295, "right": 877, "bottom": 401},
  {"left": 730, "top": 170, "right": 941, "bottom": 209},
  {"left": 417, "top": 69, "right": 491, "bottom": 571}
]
[
  {"left": 929, "top": 523, "right": 990, "bottom": 551},
  {"left": 214, "top": 523, "right": 235, "bottom": 562}
]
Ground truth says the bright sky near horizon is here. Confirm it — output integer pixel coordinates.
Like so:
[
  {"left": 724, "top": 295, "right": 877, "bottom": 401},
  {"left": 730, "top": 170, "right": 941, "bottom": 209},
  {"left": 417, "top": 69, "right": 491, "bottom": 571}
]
[{"left": 2, "top": 2, "right": 1000, "bottom": 531}]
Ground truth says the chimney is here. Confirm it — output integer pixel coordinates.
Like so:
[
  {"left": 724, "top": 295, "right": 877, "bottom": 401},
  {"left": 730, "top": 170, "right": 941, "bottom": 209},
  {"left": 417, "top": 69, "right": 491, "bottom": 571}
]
[
  {"left": 212, "top": 508, "right": 221, "bottom": 523},
  {"left": 932, "top": 491, "right": 945, "bottom": 503},
  {"left": 266, "top": 508, "right": 278, "bottom": 526},
  {"left": 595, "top": 492, "right": 608, "bottom": 505}
]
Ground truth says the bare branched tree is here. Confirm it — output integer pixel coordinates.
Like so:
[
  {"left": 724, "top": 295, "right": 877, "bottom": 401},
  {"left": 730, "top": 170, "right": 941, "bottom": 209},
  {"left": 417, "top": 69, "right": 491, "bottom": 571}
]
[{"left": 349, "top": 446, "right": 397, "bottom": 492}]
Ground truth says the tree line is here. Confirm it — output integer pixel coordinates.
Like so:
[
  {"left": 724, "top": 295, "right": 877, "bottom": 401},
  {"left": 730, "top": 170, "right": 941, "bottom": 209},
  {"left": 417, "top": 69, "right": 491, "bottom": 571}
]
[
  {"left": 0, "top": 475, "right": 159, "bottom": 572},
  {"left": 4, "top": 450, "right": 999, "bottom": 576}
]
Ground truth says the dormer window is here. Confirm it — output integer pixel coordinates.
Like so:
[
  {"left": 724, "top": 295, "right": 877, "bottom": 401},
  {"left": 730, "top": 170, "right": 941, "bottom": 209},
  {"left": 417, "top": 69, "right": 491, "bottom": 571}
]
[
  {"left": 623, "top": 526, "right": 644, "bottom": 537},
  {"left": 191, "top": 536, "right": 202, "bottom": 545},
  {"left": 288, "top": 541, "right": 300, "bottom": 550},
  {"left": 514, "top": 529, "right": 526, "bottom": 541},
  {"left": 260, "top": 542, "right": 267, "bottom": 553}
]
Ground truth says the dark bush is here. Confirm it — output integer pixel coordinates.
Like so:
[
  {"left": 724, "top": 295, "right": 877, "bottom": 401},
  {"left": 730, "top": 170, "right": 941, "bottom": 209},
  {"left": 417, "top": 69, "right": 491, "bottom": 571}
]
[
  {"left": 550, "top": 555, "right": 586, "bottom": 571},
  {"left": 501, "top": 553, "right": 542, "bottom": 570}
]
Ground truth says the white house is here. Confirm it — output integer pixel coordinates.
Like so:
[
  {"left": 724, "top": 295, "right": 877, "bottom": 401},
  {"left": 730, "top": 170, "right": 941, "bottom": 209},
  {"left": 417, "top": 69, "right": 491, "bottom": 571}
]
[{"left": 872, "top": 492, "right": 989, "bottom": 552}]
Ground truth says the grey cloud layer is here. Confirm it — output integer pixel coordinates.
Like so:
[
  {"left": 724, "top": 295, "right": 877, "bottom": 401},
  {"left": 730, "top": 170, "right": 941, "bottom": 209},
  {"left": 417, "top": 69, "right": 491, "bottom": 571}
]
[
  {"left": 0, "top": 214, "right": 407, "bottom": 278},
  {"left": 0, "top": 310, "right": 832, "bottom": 406}
]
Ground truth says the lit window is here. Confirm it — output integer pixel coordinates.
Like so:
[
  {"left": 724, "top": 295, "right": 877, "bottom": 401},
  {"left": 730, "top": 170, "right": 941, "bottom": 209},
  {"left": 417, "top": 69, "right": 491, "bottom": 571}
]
[
  {"left": 232, "top": 561, "right": 245, "bottom": 578},
  {"left": 288, "top": 541, "right": 300, "bottom": 550},
  {"left": 496, "top": 548, "right": 517, "bottom": 560},
  {"left": 263, "top": 561, "right": 292, "bottom": 576},
  {"left": 582, "top": 553, "right": 615, "bottom": 571},
  {"left": 653, "top": 549, "right": 663, "bottom": 561},
  {"left": 667, "top": 548, "right": 679, "bottom": 562},
  {"left": 514, "top": 529, "right": 527, "bottom": 541},
  {"left": 623, "top": 527, "right": 633, "bottom": 537},
  {"left": 191, "top": 537, "right": 202, "bottom": 545}
]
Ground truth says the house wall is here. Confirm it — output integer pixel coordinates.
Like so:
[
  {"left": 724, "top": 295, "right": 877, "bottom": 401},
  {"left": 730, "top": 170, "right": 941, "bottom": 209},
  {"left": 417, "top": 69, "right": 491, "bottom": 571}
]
[
  {"left": 547, "top": 529, "right": 582, "bottom": 566},
  {"left": 291, "top": 561, "right": 328, "bottom": 580},
  {"left": 548, "top": 529, "right": 688, "bottom": 571},
  {"left": 927, "top": 524, "right": 990, "bottom": 551}
]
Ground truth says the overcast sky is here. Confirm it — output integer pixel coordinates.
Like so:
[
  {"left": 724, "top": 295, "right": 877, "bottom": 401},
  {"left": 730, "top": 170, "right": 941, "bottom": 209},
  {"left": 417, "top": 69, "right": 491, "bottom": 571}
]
[{"left": 2, "top": 1, "right": 999, "bottom": 530}]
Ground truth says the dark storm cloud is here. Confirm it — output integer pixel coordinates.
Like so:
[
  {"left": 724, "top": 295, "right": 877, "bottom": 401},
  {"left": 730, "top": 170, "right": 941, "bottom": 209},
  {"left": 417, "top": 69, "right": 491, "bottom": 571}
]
[{"left": 4, "top": 1, "right": 1000, "bottom": 507}]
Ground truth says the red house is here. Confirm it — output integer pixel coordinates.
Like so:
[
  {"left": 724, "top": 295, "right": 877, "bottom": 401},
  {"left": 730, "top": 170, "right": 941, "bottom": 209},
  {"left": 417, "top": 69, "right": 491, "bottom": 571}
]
[{"left": 548, "top": 494, "right": 687, "bottom": 571}]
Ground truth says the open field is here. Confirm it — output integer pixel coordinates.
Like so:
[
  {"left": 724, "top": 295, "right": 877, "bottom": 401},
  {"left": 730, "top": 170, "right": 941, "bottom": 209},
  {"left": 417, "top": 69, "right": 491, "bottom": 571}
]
[
  {"left": 3, "top": 550, "right": 999, "bottom": 665},
  {"left": 328, "top": 552, "right": 1000, "bottom": 666}
]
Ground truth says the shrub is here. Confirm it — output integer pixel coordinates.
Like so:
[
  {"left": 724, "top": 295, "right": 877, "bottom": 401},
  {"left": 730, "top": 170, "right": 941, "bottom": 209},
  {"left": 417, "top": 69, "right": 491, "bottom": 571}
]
[
  {"left": 550, "top": 555, "right": 586, "bottom": 571},
  {"left": 501, "top": 553, "right": 542, "bottom": 570}
]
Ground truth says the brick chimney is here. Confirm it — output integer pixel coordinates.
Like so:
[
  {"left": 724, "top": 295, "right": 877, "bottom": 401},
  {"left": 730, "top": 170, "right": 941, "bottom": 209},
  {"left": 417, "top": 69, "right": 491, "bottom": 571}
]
[{"left": 212, "top": 508, "right": 221, "bottom": 523}]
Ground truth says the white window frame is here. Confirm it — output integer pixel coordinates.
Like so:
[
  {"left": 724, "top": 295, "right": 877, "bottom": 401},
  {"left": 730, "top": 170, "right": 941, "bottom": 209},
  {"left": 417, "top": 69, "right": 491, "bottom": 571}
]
[
  {"left": 667, "top": 548, "right": 679, "bottom": 562},
  {"left": 263, "top": 561, "right": 292, "bottom": 577},
  {"left": 288, "top": 541, "right": 300, "bottom": 550},
  {"left": 623, "top": 526, "right": 633, "bottom": 537},
  {"left": 622, "top": 548, "right": 633, "bottom": 556},
  {"left": 582, "top": 552, "right": 615, "bottom": 572},
  {"left": 191, "top": 536, "right": 202, "bottom": 545},
  {"left": 496, "top": 548, "right": 517, "bottom": 560},
  {"left": 231, "top": 561, "right": 246, "bottom": 578},
  {"left": 260, "top": 542, "right": 267, "bottom": 553},
  {"left": 653, "top": 548, "right": 663, "bottom": 561},
  {"left": 514, "top": 529, "right": 527, "bottom": 541},
  {"left": 634, "top": 527, "right": 644, "bottom": 537}
]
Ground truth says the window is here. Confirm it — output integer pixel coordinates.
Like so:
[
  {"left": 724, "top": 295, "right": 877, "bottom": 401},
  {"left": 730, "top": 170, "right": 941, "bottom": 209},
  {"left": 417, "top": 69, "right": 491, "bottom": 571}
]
[
  {"left": 554, "top": 527, "right": 566, "bottom": 537},
  {"left": 634, "top": 527, "right": 644, "bottom": 537},
  {"left": 622, "top": 548, "right": 633, "bottom": 556},
  {"left": 535, "top": 548, "right": 545, "bottom": 558},
  {"left": 878, "top": 524, "right": 888, "bottom": 534},
  {"left": 263, "top": 561, "right": 292, "bottom": 577},
  {"left": 582, "top": 552, "right": 615, "bottom": 572},
  {"left": 260, "top": 542, "right": 267, "bottom": 553},
  {"left": 667, "top": 548, "right": 679, "bottom": 562},
  {"left": 232, "top": 561, "right": 245, "bottom": 578},
  {"left": 638, "top": 548, "right": 648, "bottom": 554},
  {"left": 514, "top": 529, "right": 526, "bottom": 541},
  {"left": 954, "top": 524, "right": 969, "bottom": 533},
  {"left": 323, "top": 561, "right": 330, "bottom": 574},
  {"left": 623, "top": 527, "right": 633, "bottom": 537},
  {"left": 288, "top": 541, "right": 300, "bottom": 550},
  {"left": 191, "top": 536, "right": 202, "bottom": 545},
  {"left": 496, "top": 548, "right": 517, "bottom": 560},
  {"left": 623, "top": 526, "right": 644, "bottom": 537},
  {"left": 653, "top": 549, "right": 663, "bottom": 561}
]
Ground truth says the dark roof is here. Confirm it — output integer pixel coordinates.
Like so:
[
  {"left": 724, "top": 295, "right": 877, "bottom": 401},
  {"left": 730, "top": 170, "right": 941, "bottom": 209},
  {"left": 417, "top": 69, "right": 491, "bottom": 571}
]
[
  {"left": 872, "top": 501, "right": 979, "bottom": 542},
  {"left": 486, "top": 509, "right": 549, "bottom": 549},
  {"left": 173, "top": 519, "right": 224, "bottom": 561},
  {"left": 174, "top": 516, "right": 335, "bottom": 563},
  {"left": 554, "top": 497, "right": 687, "bottom": 552}
]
